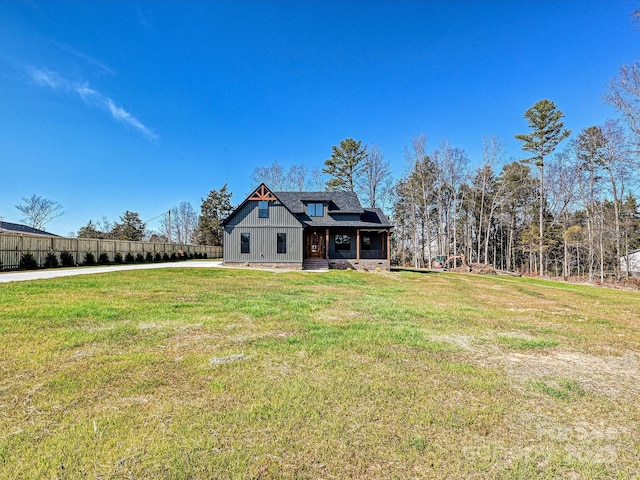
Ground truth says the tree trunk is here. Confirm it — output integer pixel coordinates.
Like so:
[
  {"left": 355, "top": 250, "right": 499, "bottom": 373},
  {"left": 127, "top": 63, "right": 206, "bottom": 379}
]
[
  {"left": 606, "top": 167, "right": 622, "bottom": 281},
  {"left": 563, "top": 232, "right": 569, "bottom": 279},
  {"left": 538, "top": 161, "right": 545, "bottom": 277}
]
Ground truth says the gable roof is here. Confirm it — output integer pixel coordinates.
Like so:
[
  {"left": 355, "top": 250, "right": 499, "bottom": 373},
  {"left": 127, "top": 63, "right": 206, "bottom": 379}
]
[
  {"left": 0, "top": 221, "right": 59, "bottom": 237},
  {"left": 222, "top": 183, "right": 298, "bottom": 226}
]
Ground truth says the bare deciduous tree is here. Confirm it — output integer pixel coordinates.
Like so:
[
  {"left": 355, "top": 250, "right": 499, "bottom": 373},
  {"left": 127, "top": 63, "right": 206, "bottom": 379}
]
[
  {"left": 251, "top": 161, "right": 320, "bottom": 191},
  {"left": 357, "top": 144, "right": 393, "bottom": 210},
  {"left": 600, "top": 119, "right": 634, "bottom": 279},
  {"left": 251, "top": 161, "right": 286, "bottom": 190},
  {"left": 159, "top": 201, "right": 198, "bottom": 244},
  {"left": 285, "top": 164, "right": 308, "bottom": 191},
  {"left": 15, "top": 194, "right": 64, "bottom": 230},
  {"left": 605, "top": 62, "right": 640, "bottom": 148}
]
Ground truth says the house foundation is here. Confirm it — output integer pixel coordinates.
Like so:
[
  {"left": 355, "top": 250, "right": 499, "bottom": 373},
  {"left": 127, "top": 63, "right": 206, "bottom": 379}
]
[{"left": 328, "top": 259, "right": 391, "bottom": 271}]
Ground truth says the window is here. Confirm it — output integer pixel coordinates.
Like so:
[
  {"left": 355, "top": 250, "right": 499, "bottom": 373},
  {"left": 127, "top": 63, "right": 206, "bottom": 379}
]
[
  {"left": 240, "top": 233, "right": 250, "bottom": 254},
  {"left": 258, "top": 200, "right": 269, "bottom": 218},
  {"left": 277, "top": 233, "right": 286, "bottom": 254},
  {"left": 361, "top": 235, "right": 371, "bottom": 250},
  {"left": 307, "top": 203, "right": 323, "bottom": 217},
  {"left": 335, "top": 234, "right": 351, "bottom": 251}
]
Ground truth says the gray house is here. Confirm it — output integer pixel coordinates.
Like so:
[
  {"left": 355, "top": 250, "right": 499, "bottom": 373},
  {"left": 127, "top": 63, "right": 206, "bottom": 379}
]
[{"left": 223, "top": 184, "right": 393, "bottom": 270}]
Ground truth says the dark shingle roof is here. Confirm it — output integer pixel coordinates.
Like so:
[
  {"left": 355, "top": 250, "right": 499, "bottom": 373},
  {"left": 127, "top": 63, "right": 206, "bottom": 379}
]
[
  {"left": 223, "top": 183, "right": 393, "bottom": 230},
  {"left": 362, "top": 208, "right": 392, "bottom": 226},
  {"left": 274, "top": 191, "right": 364, "bottom": 214},
  {"left": 0, "top": 221, "right": 59, "bottom": 236},
  {"left": 301, "top": 208, "right": 392, "bottom": 228}
]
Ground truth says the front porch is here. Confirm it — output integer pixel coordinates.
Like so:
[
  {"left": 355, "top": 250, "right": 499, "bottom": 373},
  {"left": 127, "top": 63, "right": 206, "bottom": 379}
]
[{"left": 304, "top": 227, "right": 391, "bottom": 270}]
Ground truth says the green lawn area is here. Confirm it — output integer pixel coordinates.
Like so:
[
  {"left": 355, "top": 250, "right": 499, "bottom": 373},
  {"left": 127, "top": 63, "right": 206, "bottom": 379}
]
[{"left": 1, "top": 268, "right": 639, "bottom": 479}]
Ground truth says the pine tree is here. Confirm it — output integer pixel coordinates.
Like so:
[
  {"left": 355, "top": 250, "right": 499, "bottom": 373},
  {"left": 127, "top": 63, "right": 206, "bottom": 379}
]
[
  {"left": 194, "top": 184, "right": 233, "bottom": 245},
  {"left": 111, "top": 211, "right": 146, "bottom": 241},
  {"left": 323, "top": 138, "right": 367, "bottom": 192},
  {"left": 515, "top": 99, "right": 571, "bottom": 276}
]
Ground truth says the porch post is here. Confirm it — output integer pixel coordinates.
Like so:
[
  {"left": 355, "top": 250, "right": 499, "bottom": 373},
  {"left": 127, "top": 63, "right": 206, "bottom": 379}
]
[
  {"left": 356, "top": 229, "right": 360, "bottom": 260},
  {"left": 325, "top": 228, "right": 329, "bottom": 260},
  {"left": 387, "top": 229, "right": 391, "bottom": 261}
]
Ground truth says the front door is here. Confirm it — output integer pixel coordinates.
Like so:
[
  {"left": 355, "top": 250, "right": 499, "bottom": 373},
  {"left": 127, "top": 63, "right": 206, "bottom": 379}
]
[{"left": 306, "top": 231, "right": 324, "bottom": 258}]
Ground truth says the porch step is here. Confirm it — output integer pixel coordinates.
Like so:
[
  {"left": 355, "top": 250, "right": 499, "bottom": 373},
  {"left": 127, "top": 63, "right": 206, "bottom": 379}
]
[{"left": 302, "top": 259, "right": 329, "bottom": 271}]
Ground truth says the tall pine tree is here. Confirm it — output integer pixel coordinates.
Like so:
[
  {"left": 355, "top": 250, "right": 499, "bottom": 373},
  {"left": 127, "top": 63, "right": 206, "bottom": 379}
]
[
  {"left": 323, "top": 138, "right": 367, "bottom": 192},
  {"left": 515, "top": 99, "right": 570, "bottom": 276}
]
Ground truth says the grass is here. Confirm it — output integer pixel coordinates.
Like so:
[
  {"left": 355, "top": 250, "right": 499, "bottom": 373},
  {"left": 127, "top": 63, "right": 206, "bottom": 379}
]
[{"left": 1, "top": 268, "right": 640, "bottom": 478}]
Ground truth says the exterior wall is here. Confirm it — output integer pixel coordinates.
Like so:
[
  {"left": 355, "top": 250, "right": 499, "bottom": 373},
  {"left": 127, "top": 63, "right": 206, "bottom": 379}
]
[
  {"left": 224, "top": 200, "right": 303, "bottom": 264},
  {"left": 620, "top": 251, "right": 640, "bottom": 275},
  {"left": 224, "top": 200, "right": 301, "bottom": 228},
  {"left": 328, "top": 259, "right": 391, "bottom": 271}
]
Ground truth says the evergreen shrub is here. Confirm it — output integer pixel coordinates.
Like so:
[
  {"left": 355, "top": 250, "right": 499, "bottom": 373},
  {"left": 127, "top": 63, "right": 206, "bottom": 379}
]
[
  {"left": 60, "top": 250, "right": 75, "bottom": 267},
  {"left": 44, "top": 252, "right": 59, "bottom": 268},
  {"left": 20, "top": 251, "right": 38, "bottom": 270},
  {"left": 83, "top": 251, "right": 97, "bottom": 266}
]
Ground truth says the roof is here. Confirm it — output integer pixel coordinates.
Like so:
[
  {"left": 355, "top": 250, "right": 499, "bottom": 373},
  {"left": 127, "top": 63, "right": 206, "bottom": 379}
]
[
  {"left": 0, "top": 221, "right": 59, "bottom": 237},
  {"left": 274, "top": 191, "right": 364, "bottom": 214},
  {"left": 223, "top": 183, "right": 393, "bottom": 229},
  {"left": 302, "top": 208, "right": 392, "bottom": 228}
]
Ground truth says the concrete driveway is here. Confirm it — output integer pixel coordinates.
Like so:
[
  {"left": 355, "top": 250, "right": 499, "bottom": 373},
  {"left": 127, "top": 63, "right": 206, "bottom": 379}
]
[{"left": 0, "top": 261, "right": 224, "bottom": 283}]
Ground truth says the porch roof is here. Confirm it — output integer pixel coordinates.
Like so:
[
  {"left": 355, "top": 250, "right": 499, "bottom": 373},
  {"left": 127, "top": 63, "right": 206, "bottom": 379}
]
[{"left": 303, "top": 208, "right": 392, "bottom": 229}]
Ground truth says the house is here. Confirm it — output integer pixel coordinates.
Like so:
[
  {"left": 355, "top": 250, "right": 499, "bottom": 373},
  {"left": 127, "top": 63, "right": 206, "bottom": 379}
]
[
  {"left": 0, "top": 221, "right": 59, "bottom": 237},
  {"left": 222, "top": 184, "right": 393, "bottom": 270},
  {"left": 620, "top": 250, "right": 640, "bottom": 276}
]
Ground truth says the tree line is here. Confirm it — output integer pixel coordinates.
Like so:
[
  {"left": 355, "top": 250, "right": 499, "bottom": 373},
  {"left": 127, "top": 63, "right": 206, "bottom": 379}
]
[
  {"left": 249, "top": 96, "right": 639, "bottom": 283},
  {"left": 74, "top": 185, "right": 233, "bottom": 245}
]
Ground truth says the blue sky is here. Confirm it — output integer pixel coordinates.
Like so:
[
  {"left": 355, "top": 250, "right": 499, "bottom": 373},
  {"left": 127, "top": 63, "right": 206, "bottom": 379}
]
[{"left": 0, "top": 0, "right": 637, "bottom": 236}]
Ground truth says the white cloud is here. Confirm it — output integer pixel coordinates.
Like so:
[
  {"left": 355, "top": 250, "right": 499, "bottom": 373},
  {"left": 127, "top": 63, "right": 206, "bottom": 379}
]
[
  {"left": 105, "top": 98, "right": 157, "bottom": 141},
  {"left": 29, "top": 68, "right": 64, "bottom": 89},
  {"left": 76, "top": 83, "right": 99, "bottom": 101},
  {"left": 27, "top": 67, "right": 158, "bottom": 141}
]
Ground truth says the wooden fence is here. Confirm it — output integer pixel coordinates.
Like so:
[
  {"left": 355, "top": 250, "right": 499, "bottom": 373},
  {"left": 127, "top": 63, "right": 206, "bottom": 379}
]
[{"left": 0, "top": 233, "right": 222, "bottom": 270}]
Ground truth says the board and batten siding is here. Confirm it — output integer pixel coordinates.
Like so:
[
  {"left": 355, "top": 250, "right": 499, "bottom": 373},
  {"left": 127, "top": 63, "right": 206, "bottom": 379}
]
[{"left": 224, "top": 200, "right": 303, "bottom": 264}]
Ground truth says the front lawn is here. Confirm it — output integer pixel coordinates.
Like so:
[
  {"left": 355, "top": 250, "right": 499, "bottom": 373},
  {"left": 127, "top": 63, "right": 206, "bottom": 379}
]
[{"left": 1, "top": 268, "right": 639, "bottom": 478}]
